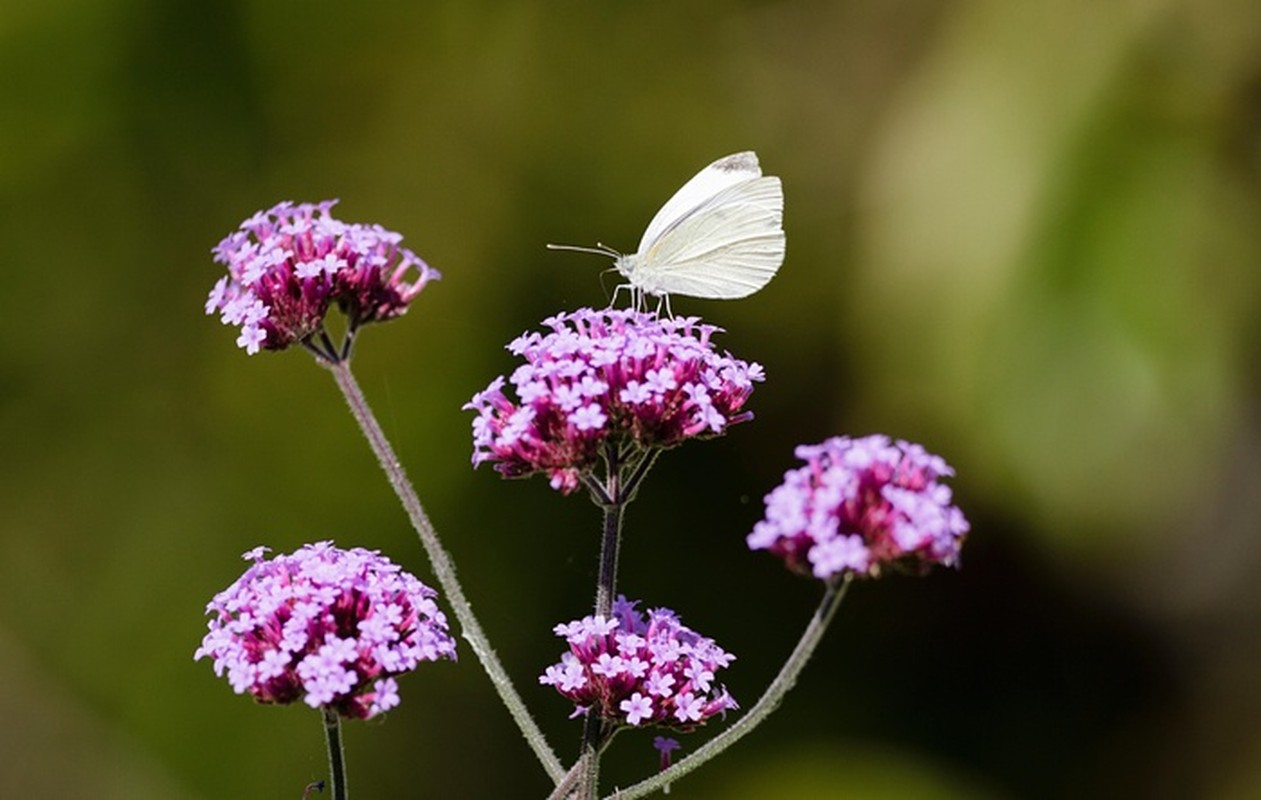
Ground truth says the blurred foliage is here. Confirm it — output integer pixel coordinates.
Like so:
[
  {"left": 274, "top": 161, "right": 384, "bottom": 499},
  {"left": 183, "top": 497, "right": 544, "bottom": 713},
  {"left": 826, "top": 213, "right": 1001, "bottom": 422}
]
[{"left": 2, "top": 0, "right": 1260, "bottom": 798}]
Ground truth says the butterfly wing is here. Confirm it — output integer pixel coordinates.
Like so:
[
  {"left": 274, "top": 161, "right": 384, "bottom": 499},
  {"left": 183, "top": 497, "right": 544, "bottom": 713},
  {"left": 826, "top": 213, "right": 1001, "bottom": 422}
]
[
  {"left": 633, "top": 174, "right": 785, "bottom": 299},
  {"left": 637, "top": 152, "right": 766, "bottom": 254}
]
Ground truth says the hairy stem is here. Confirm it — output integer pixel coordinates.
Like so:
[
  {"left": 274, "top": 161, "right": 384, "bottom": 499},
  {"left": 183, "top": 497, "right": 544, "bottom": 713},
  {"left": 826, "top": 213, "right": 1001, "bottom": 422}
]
[
  {"left": 322, "top": 707, "right": 348, "bottom": 800},
  {"left": 576, "top": 442, "right": 636, "bottom": 799},
  {"left": 592, "top": 443, "right": 624, "bottom": 618},
  {"left": 607, "top": 577, "right": 853, "bottom": 800},
  {"left": 326, "top": 360, "right": 565, "bottom": 783},
  {"left": 544, "top": 760, "right": 584, "bottom": 800}
]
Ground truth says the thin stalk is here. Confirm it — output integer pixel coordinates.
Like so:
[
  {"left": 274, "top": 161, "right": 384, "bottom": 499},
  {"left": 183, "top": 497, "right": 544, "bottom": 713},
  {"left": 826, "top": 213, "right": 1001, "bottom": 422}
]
[
  {"left": 592, "top": 444, "right": 624, "bottom": 619},
  {"left": 320, "top": 330, "right": 340, "bottom": 362},
  {"left": 577, "top": 442, "right": 633, "bottom": 799},
  {"left": 340, "top": 322, "right": 359, "bottom": 362},
  {"left": 301, "top": 335, "right": 338, "bottom": 364},
  {"left": 606, "top": 576, "right": 853, "bottom": 800},
  {"left": 576, "top": 718, "right": 602, "bottom": 800},
  {"left": 322, "top": 707, "right": 348, "bottom": 800},
  {"left": 618, "top": 448, "right": 660, "bottom": 505},
  {"left": 544, "top": 760, "right": 584, "bottom": 800},
  {"left": 325, "top": 359, "right": 565, "bottom": 783}
]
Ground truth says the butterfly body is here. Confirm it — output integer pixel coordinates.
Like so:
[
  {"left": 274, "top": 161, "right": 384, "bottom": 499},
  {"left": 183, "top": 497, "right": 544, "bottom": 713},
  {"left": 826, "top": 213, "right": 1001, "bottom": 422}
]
[{"left": 551, "top": 151, "right": 785, "bottom": 307}]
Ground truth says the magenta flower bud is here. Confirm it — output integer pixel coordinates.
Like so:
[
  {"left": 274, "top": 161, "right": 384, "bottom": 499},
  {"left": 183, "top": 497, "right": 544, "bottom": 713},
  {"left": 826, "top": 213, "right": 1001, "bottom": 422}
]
[
  {"left": 540, "top": 596, "right": 737, "bottom": 733},
  {"left": 206, "top": 200, "right": 438, "bottom": 355},
  {"left": 653, "top": 735, "right": 681, "bottom": 771},
  {"left": 748, "top": 435, "right": 970, "bottom": 580},
  {"left": 195, "top": 542, "right": 456, "bottom": 719},
  {"left": 465, "top": 308, "right": 764, "bottom": 493}
]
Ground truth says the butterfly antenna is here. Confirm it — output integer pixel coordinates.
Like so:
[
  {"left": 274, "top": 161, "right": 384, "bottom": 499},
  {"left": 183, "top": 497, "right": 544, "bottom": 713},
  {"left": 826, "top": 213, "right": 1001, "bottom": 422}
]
[{"left": 546, "top": 242, "right": 621, "bottom": 258}]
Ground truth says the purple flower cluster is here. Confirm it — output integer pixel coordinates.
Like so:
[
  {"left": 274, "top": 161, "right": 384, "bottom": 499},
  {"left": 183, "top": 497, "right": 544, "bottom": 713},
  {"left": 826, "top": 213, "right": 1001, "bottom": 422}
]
[
  {"left": 748, "top": 435, "right": 970, "bottom": 580},
  {"left": 465, "top": 308, "right": 764, "bottom": 492},
  {"left": 540, "top": 597, "right": 738, "bottom": 732},
  {"left": 195, "top": 542, "right": 456, "bottom": 719},
  {"left": 206, "top": 200, "right": 438, "bottom": 354}
]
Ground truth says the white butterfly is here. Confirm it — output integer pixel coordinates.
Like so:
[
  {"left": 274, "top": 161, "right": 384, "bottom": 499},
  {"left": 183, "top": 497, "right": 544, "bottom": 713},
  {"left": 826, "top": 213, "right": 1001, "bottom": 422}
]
[{"left": 549, "top": 151, "right": 785, "bottom": 309}]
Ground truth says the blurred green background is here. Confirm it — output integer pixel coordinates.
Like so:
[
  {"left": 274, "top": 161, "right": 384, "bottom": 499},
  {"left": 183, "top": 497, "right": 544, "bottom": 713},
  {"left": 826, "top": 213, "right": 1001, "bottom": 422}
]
[{"left": 3, "top": 0, "right": 1260, "bottom": 797}]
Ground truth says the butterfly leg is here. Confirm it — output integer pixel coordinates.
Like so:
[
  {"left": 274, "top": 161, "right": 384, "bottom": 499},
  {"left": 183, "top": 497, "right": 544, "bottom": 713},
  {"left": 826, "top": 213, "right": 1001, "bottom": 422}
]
[
  {"left": 650, "top": 293, "right": 673, "bottom": 318},
  {"left": 610, "top": 283, "right": 637, "bottom": 309}
]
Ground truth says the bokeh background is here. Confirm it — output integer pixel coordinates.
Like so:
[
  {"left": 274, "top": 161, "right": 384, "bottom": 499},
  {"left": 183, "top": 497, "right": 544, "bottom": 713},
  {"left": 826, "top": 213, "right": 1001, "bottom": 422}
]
[{"left": 3, "top": 1, "right": 1260, "bottom": 798}]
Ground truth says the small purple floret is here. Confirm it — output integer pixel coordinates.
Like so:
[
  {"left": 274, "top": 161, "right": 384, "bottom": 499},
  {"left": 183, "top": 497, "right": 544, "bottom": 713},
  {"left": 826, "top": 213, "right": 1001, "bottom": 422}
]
[
  {"left": 748, "top": 435, "right": 970, "bottom": 580},
  {"left": 539, "top": 596, "right": 738, "bottom": 732},
  {"left": 195, "top": 541, "right": 456, "bottom": 719},
  {"left": 653, "top": 735, "right": 681, "bottom": 771},
  {"left": 206, "top": 200, "right": 439, "bottom": 354},
  {"left": 465, "top": 308, "right": 764, "bottom": 493}
]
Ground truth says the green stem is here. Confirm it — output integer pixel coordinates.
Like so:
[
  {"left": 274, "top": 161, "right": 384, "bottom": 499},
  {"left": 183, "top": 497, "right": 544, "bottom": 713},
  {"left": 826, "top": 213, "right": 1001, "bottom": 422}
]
[
  {"left": 577, "top": 442, "right": 636, "bottom": 799},
  {"left": 322, "top": 707, "right": 347, "bottom": 800},
  {"left": 618, "top": 448, "right": 660, "bottom": 506},
  {"left": 592, "top": 443, "right": 624, "bottom": 619},
  {"left": 575, "top": 728, "right": 600, "bottom": 800},
  {"left": 325, "top": 360, "right": 565, "bottom": 784},
  {"left": 544, "top": 760, "right": 584, "bottom": 800},
  {"left": 605, "top": 576, "right": 853, "bottom": 800}
]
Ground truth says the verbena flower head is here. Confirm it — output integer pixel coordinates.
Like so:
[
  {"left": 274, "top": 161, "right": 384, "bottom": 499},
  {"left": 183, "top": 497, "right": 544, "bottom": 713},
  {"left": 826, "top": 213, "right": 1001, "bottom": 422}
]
[
  {"left": 206, "top": 200, "right": 438, "bottom": 355},
  {"left": 465, "top": 308, "right": 764, "bottom": 493},
  {"left": 195, "top": 541, "right": 456, "bottom": 719},
  {"left": 540, "top": 596, "right": 738, "bottom": 732},
  {"left": 748, "top": 435, "right": 969, "bottom": 580}
]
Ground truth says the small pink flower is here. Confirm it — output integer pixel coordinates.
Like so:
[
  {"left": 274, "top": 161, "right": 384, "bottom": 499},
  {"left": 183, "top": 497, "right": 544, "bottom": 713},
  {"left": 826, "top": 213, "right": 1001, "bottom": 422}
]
[
  {"left": 206, "top": 200, "right": 438, "bottom": 355},
  {"left": 466, "top": 308, "right": 764, "bottom": 493},
  {"left": 539, "top": 596, "right": 737, "bottom": 732},
  {"left": 654, "top": 736, "right": 681, "bottom": 771},
  {"left": 748, "top": 435, "right": 970, "bottom": 580},
  {"left": 195, "top": 542, "right": 456, "bottom": 719}
]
